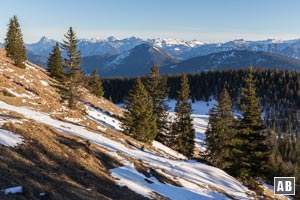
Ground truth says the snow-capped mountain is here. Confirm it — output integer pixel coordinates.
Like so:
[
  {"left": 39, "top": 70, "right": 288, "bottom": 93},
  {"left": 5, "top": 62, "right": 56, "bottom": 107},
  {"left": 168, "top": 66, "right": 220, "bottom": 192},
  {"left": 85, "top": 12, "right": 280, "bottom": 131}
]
[
  {"left": 25, "top": 36, "right": 204, "bottom": 58},
  {"left": 180, "top": 38, "right": 300, "bottom": 59},
  {"left": 82, "top": 43, "right": 178, "bottom": 77},
  {"left": 25, "top": 36, "right": 300, "bottom": 62},
  {"left": 22, "top": 36, "right": 300, "bottom": 76},
  {"left": 161, "top": 50, "right": 300, "bottom": 74},
  {"left": 78, "top": 36, "right": 146, "bottom": 57},
  {"left": 148, "top": 38, "right": 204, "bottom": 57},
  {"left": 25, "top": 36, "right": 57, "bottom": 57}
]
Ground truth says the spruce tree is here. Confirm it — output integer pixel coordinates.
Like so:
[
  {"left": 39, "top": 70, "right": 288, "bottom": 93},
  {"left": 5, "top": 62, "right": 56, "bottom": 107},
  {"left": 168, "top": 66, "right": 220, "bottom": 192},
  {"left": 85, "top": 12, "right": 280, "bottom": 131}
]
[
  {"left": 144, "top": 65, "right": 170, "bottom": 144},
  {"left": 121, "top": 77, "right": 157, "bottom": 144},
  {"left": 47, "top": 42, "right": 65, "bottom": 82},
  {"left": 172, "top": 74, "right": 195, "bottom": 157},
  {"left": 231, "top": 68, "right": 270, "bottom": 179},
  {"left": 4, "top": 15, "right": 27, "bottom": 68},
  {"left": 206, "top": 88, "right": 235, "bottom": 169},
  {"left": 61, "top": 27, "right": 82, "bottom": 109},
  {"left": 89, "top": 69, "right": 104, "bottom": 97}
]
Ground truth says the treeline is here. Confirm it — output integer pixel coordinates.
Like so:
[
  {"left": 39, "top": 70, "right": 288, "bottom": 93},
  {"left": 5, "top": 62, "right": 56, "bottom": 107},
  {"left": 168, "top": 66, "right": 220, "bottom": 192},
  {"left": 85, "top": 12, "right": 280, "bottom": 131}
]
[{"left": 102, "top": 69, "right": 300, "bottom": 135}]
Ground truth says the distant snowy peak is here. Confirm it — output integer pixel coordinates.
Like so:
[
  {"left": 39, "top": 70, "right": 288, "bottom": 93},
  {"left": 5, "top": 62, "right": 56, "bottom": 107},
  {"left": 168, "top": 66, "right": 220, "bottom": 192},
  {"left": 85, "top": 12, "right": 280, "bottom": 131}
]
[
  {"left": 25, "top": 36, "right": 57, "bottom": 57},
  {"left": 147, "top": 38, "right": 204, "bottom": 57},
  {"left": 38, "top": 36, "right": 57, "bottom": 44},
  {"left": 187, "top": 39, "right": 205, "bottom": 47},
  {"left": 149, "top": 38, "right": 197, "bottom": 47}
]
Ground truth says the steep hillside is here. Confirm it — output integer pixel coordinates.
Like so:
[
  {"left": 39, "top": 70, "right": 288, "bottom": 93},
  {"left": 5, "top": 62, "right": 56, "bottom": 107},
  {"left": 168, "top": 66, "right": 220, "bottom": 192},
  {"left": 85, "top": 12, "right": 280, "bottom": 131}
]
[
  {"left": 0, "top": 48, "right": 289, "bottom": 199},
  {"left": 161, "top": 50, "right": 300, "bottom": 74}
]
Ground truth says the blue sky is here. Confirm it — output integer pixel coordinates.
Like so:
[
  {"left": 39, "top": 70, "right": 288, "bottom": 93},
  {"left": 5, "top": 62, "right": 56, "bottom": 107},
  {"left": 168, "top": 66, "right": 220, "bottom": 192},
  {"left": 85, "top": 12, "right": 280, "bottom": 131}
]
[{"left": 1, "top": 0, "right": 300, "bottom": 43}]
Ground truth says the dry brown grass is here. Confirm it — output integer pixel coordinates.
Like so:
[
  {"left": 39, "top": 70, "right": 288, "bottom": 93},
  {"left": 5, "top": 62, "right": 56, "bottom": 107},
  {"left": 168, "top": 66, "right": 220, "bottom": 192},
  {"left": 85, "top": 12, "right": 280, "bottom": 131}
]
[
  {"left": 0, "top": 48, "right": 63, "bottom": 113},
  {"left": 80, "top": 88, "right": 123, "bottom": 118},
  {"left": 262, "top": 186, "right": 290, "bottom": 200},
  {"left": 0, "top": 119, "right": 150, "bottom": 200}
]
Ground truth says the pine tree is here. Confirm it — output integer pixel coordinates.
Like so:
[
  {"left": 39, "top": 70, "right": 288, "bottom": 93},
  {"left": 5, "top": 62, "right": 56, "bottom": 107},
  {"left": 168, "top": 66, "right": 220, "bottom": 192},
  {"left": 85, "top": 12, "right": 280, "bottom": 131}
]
[
  {"left": 89, "top": 69, "right": 104, "bottom": 97},
  {"left": 172, "top": 74, "right": 195, "bottom": 157},
  {"left": 206, "top": 88, "right": 235, "bottom": 169},
  {"left": 61, "top": 27, "right": 82, "bottom": 109},
  {"left": 144, "top": 65, "right": 170, "bottom": 144},
  {"left": 121, "top": 77, "right": 157, "bottom": 144},
  {"left": 4, "top": 15, "right": 27, "bottom": 68},
  {"left": 231, "top": 68, "right": 270, "bottom": 179},
  {"left": 47, "top": 42, "right": 65, "bottom": 82}
]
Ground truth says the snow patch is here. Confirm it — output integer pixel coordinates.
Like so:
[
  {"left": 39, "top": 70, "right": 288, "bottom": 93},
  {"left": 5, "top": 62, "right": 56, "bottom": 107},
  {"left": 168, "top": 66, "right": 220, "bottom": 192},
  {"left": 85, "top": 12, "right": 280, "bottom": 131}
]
[
  {"left": 0, "top": 129, "right": 24, "bottom": 147},
  {"left": 40, "top": 80, "right": 49, "bottom": 86},
  {"left": 25, "top": 63, "right": 37, "bottom": 71},
  {"left": 85, "top": 104, "right": 121, "bottom": 131},
  {"left": 2, "top": 186, "right": 23, "bottom": 194},
  {"left": 107, "top": 51, "right": 130, "bottom": 67},
  {"left": 64, "top": 117, "right": 83, "bottom": 123},
  {"left": 153, "top": 141, "right": 186, "bottom": 159}
]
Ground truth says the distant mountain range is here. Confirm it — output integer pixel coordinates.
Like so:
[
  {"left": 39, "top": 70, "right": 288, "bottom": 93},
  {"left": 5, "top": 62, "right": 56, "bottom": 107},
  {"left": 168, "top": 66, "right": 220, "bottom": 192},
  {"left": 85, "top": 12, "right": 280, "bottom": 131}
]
[
  {"left": 25, "top": 36, "right": 300, "bottom": 60},
  {"left": 25, "top": 36, "right": 204, "bottom": 58},
  {"left": 180, "top": 39, "right": 300, "bottom": 60},
  {"left": 83, "top": 47, "right": 300, "bottom": 77},
  {"left": 160, "top": 50, "right": 300, "bottom": 74},
  {"left": 2, "top": 36, "right": 300, "bottom": 77}
]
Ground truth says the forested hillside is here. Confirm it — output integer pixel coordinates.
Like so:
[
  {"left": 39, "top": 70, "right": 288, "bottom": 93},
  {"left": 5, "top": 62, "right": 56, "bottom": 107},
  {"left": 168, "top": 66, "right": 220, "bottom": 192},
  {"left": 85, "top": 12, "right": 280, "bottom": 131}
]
[{"left": 103, "top": 68, "right": 300, "bottom": 134}]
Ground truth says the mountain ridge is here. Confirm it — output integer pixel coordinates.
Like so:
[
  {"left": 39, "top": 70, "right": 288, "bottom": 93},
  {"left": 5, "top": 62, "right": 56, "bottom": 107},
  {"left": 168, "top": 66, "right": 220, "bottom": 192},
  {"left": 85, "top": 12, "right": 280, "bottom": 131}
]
[
  {"left": 161, "top": 50, "right": 300, "bottom": 74},
  {"left": 82, "top": 43, "right": 179, "bottom": 77}
]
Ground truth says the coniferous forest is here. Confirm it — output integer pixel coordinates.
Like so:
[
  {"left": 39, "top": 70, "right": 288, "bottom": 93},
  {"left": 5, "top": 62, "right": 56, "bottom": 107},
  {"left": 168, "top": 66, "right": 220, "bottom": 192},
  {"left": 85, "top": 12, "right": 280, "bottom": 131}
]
[
  {"left": 102, "top": 69, "right": 300, "bottom": 135},
  {"left": 102, "top": 68, "right": 300, "bottom": 196}
]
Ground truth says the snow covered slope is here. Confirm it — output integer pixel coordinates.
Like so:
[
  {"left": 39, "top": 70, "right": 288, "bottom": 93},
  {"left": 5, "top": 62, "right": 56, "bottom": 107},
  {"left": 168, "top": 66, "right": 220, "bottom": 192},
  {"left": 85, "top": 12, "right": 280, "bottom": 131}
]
[{"left": 0, "top": 99, "right": 253, "bottom": 199}]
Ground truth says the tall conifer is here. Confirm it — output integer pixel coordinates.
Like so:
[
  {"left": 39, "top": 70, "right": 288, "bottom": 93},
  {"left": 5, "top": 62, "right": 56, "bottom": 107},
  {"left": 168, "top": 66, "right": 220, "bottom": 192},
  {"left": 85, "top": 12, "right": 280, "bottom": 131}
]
[
  {"left": 206, "top": 88, "right": 235, "bottom": 169},
  {"left": 172, "top": 74, "right": 195, "bottom": 157},
  {"left": 121, "top": 77, "right": 157, "bottom": 144},
  {"left": 231, "top": 68, "right": 270, "bottom": 179},
  {"left": 61, "top": 27, "right": 82, "bottom": 109},
  {"left": 5, "top": 15, "right": 27, "bottom": 68},
  {"left": 89, "top": 69, "right": 104, "bottom": 97},
  {"left": 144, "top": 65, "right": 170, "bottom": 144},
  {"left": 47, "top": 42, "right": 64, "bottom": 82}
]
